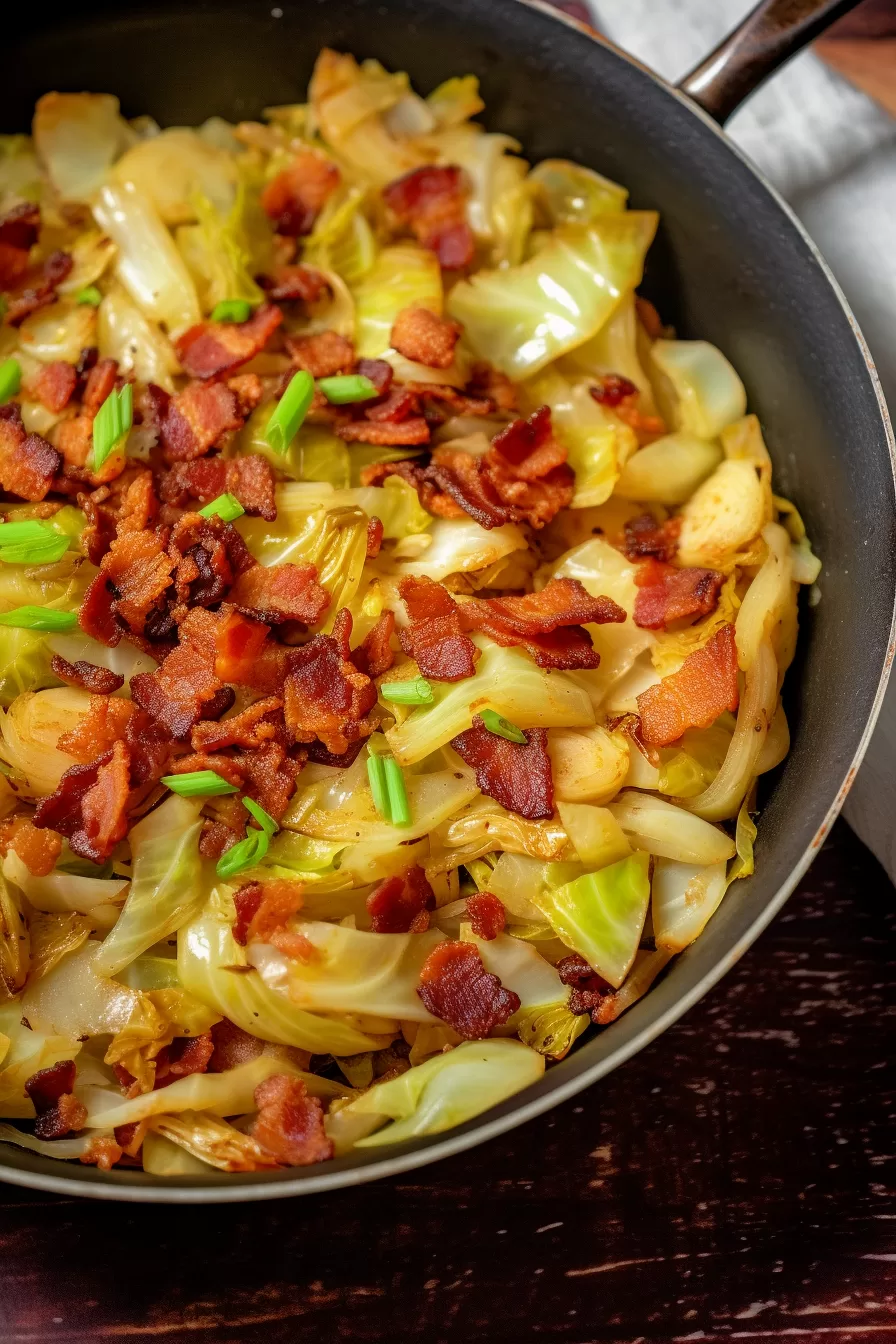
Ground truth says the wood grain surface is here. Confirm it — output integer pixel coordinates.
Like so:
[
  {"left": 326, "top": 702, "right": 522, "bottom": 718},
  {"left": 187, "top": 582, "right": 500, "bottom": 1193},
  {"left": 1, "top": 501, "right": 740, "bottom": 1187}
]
[{"left": 0, "top": 817, "right": 892, "bottom": 1343}]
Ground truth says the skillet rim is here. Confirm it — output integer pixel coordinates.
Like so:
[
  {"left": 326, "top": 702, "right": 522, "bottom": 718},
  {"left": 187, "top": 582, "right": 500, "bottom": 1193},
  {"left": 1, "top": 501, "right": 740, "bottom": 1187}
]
[{"left": 1, "top": 0, "right": 894, "bottom": 1202}]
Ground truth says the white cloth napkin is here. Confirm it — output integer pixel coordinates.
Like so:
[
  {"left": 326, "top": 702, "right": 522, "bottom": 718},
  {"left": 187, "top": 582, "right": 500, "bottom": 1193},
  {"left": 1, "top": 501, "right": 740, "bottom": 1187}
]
[{"left": 591, "top": 0, "right": 896, "bottom": 875}]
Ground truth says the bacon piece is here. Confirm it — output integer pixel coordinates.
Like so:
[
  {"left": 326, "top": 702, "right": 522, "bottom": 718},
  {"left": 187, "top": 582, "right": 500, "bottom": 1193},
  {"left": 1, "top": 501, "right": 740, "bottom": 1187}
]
[
  {"left": 50, "top": 654, "right": 124, "bottom": 695},
  {"left": 153, "top": 1033, "right": 215, "bottom": 1090},
  {"left": 234, "top": 878, "right": 305, "bottom": 954},
  {"left": 168, "top": 511, "right": 255, "bottom": 610},
  {"left": 160, "top": 382, "right": 243, "bottom": 463},
  {"left": 557, "top": 952, "right": 613, "bottom": 1018},
  {"left": 356, "top": 359, "right": 393, "bottom": 396},
  {"left": 262, "top": 264, "right": 329, "bottom": 304},
  {"left": 637, "top": 624, "right": 740, "bottom": 747},
  {"left": 159, "top": 452, "right": 277, "bottom": 521},
  {"left": 282, "top": 608, "right": 376, "bottom": 755},
  {"left": 25, "top": 1060, "right": 87, "bottom": 1139},
  {"left": 191, "top": 696, "right": 283, "bottom": 753},
  {"left": 228, "top": 562, "right": 330, "bottom": 626},
  {"left": 620, "top": 512, "right": 680, "bottom": 563},
  {"left": 461, "top": 578, "right": 625, "bottom": 671},
  {"left": 80, "top": 1135, "right": 124, "bottom": 1169},
  {"left": 130, "top": 608, "right": 225, "bottom": 738},
  {"left": 366, "top": 516, "right": 384, "bottom": 559},
  {"left": 351, "top": 610, "right": 395, "bottom": 679},
  {"left": 382, "top": 165, "right": 474, "bottom": 270},
  {"left": 590, "top": 374, "right": 638, "bottom": 407},
  {"left": 633, "top": 560, "right": 725, "bottom": 630},
  {"left": 232, "top": 882, "right": 263, "bottom": 946},
  {"left": 367, "top": 865, "right": 435, "bottom": 934},
  {"left": 214, "top": 609, "right": 272, "bottom": 682},
  {"left": 81, "top": 530, "right": 175, "bottom": 645},
  {"left": 0, "top": 815, "right": 61, "bottom": 877},
  {"left": 124, "top": 708, "right": 173, "bottom": 788},
  {"left": 261, "top": 152, "right": 340, "bottom": 237},
  {"left": 82, "top": 358, "right": 119, "bottom": 414},
  {"left": 27, "top": 360, "right": 77, "bottom": 413},
  {"left": 54, "top": 415, "right": 93, "bottom": 473},
  {"left": 364, "top": 388, "right": 420, "bottom": 424},
  {"left": 390, "top": 305, "right": 460, "bottom": 369},
  {"left": 0, "top": 202, "right": 40, "bottom": 288},
  {"left": 209, "top": 1019, "right": 266, "bottom": 1072},
  {"left": 115, "top": 469, "right": 158, "bottom": 538},
  {"left": 5, "top": 249, "right": 73, "bottom": 326},
  {"left": 451, "top": 717, "right": 553, "bottom": 820},
  {"left": 250, "top": 1073, "right": 333, "bottom": 1166},
  {"left": 422, "top": 447, "right": 507, "bottom": 527},
  {"left": 176, "top": 304, "right": 284, "bottom": 381},
  {"left": 417, "top": 941, "right": 520, "bottom": 1038},
  {"left": 337, "top": 416, "right": 430, "bottom": 445},
  {"left": 405, "top": 382, "right": 494, "bottom": 422},
  {"left": 305, "top": 738, "right": 365, "bottom": 768},
  {"left": 467, "top": 892, "right": 506, "bottom": 941},
  {"left": 467, "top": 362, "right": 518, "bottom": 413},
  {"left": 34, "top": 743, "right": 129, "bottom": 863},
  {"left": 0, "top": 417, "right": 60, "bottom": 501},
  {"left": 398, "top": 575, "right": 477, "bottom": 681},
  {"left": 57, "top": 694, "right": 133, "bottom": 763},
  {"left": 286, "top": 330, "right": 354, "bottom": 378},
  {"left": 232, "top": 740, "right": 301, "bottom": 823}
]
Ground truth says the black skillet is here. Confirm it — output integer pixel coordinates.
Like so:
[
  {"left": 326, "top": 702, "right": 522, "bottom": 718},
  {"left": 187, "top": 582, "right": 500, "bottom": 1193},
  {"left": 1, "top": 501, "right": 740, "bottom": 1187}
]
[{"left": 1, "top": 0, "right": 893, "bottom": 1201}]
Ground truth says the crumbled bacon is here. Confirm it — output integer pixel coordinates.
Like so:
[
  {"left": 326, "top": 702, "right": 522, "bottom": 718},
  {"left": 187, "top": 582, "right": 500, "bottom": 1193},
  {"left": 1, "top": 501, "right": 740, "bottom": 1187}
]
[
  {"left": 467, "top": 362, "right": 518, "bottom": 413},
  {"left": 130, "top": 608, "right": 225, "bottom": 738},
  {"left": 305, "top": 738, "right": 365, "bottom": 768},
  {"left": 233, "top": 878, "right": 306, "bottom": 957},
  {"left": 282, "top": 608, "right": 376, "bottom": 755},
  {"left": 461, "top": 578, "right": 625, "bottom": 671},
  {"left": 620, "top": 512, "right": 680, "bottom": 563},
  {"left": 159, "top": 453, "right": 277, "bottom": 521},
  {"left": 364, "top": 387, "right": 420, "bottom": 424},
  {"left": 200, "top": 819, "right": 241, "bottom": 861},
  {"left": 382, "top": 165, "right": 474, "bottom": 270},
  {"left": 232, "top": 740, "right": 301, "bottom": 823},
  {"left": 351, "top": 610, "right": 395, "bottom": 679},
  {"left": 467, "top": 892, "right": 506, "bottom": 941},
  {"left": 228, "top": 561, "right": 330, "bottom": 626},
  {"left": 170, "top": 751, "right": 243, "bottom": 790},
  {"left": 209, "top": 1019, "right": 266, "bottom": 1072},
  {"left": 176, "top": 303, "right": 283, "bottom": 381},
  {"left": 557, "top": 953, "right": 613, "bottom": 1018},
  {"left": 80, "top": 1135, "right": 124, "bottom": 1170},
  {"left": 636, "top": 624, "right": 740, "bottom": 746},
  {"left": 192, "top": 696, "right": 283, "bottom": 753},
  {"left": 54, "top": 415, "right": 93, "bottom": 473},
  {"left": 232, "top": 882, "right": 263, "bottom": 946},
  {"left": 160, "top": 382, "right": 244, "bottom": 463},
  {"left": 154, "top": 1033, "right": 214, "bottom": 1088},
  {"left": 0, "top": 815, "right": 61, "bottom": 876},
  {"left": 80, "top": 530, "right": 175, "bottom": 645},
  {"left": 25, "top": 1060, "right": 87, "bottom": 1140},
  {"left": 590, "top": 374, "right": 638, "bottom": 407},
  {"left": 0, "top": 202, "right": 40, "bottom": 289},
  {"left": 0, "top": 416, "right": 60, "bottom": 501},
  {"left": 82, "top": 358, "right": 119, "bottom": 415},
  {"left": 452, "top": 717, "right": 554, "bottom": 820},
  {"left": 124, "top": 708, "right": 173, "bottom": 788},
  {"left": 356, "top": 359, "right": 393, "bottom": 396},
  {"left": 261, "top": 151, "right": 340, "bottom": 237},
  {"left": 168, "top": 511, "right": 255, "bottom": 610},
  {"left": 262, "top": 263, "right": 329, "bottom": 304},
  {"left": 366, "top": 516, "right": 384, "bottom": 559},
  {"left": 33, "top": 741, "right": 130, "bottom": 863},
  {"left": 337, "top": 416, "right": 430, "bottom": 445},
  {"left": 57, "top": 694, "right": 133, "bottom": 763},
  {"left": 398, "top": 575, "right": 477, "bottom": 681},
  {"left": 417, "top": 941, "right": 520, "bottom": 1039},
  {"left": 633, "top": 559, "right": 725, "bottom": 630},
  {"left": 5, "top": 249, "right": 73, "bottom": 326},
  {"left": 27, "top": 360, "right": 77, "bottom": 413},
  {"left": 250, "top": 1074, "right": 333, "bottom": 1166},
  {"left": 367, "top": 865, "right": 435, "bottom": 934},
  {"left": 214, "top": 609, "right": 292, "bottom": 694},
  {"left": 286, "top": 330, "right": 354, "bottom": 378},
  {"left": 50, "top": 654, "right": 124, "bottom": 696},
  {"left": 115, "top": 469, "right": 158, "bottom": 538},
  {"left": 390, "top": 305, "right": 460, "bottom": 369}
]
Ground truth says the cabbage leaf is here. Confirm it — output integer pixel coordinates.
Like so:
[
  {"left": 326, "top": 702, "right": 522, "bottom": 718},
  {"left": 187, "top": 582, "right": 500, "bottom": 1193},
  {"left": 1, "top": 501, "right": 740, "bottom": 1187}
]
[
  {"left": 650, "top": 339, "right": 746, "bottom": 440},
  {"left": 352, "top": 244, "right": 443, "bottom": 358},
  {"left": 526, "top": 369, "right": 636, "bottom": 507},
  {"left": 608, "top": 791, "right": 736, "bottom": 865},
  {"left": 33, "top": 92, "right": 132, "bottom": 202},
  {"left": 534, "top": 851, "right": 651, "bottom": 988},
  {"left": 652, "top": 858, "right": 727, "bottom": 952}
]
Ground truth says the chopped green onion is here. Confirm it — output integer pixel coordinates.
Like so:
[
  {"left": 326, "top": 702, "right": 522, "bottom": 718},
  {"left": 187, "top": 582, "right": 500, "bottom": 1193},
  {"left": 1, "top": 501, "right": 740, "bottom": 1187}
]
[
  {"left": 0, "top": 520, "right": 53, "bottom": 544},
  {"left": 317, "top": 374, "right": 378, "bottom": 405},
  {"left": 480, "top": 709, "right": 527, "bottom": 744},
  {"left": 0, "top": 607, "right": 78, "bottom": 631},
  {"left": 383, "top": 756, "right": 411, "bottom": 827},
  {"left": 380, "top": 677, "right": 434, "bottom": 706},
  {"left": 91, "top": 382, "right": 133, "bottom": 472},
  {"left": 198, "top": 492, "right": 245, "bottom": 523},
  {"left": 211, "top": 299, "right": 252, "bottom": 323},
  {"left": 265, "top": 370, "right": 314, "bottom": 455},
  {"left": 244, "top": 796, "right": 278, "bottom": 837},
  {"left": 0, "top": 358, "right": 21, "bottom": 404},
  {"left": 216, "top": 831, "right": 268, "bottom": 880},
  {"left": 76, "top": 285, "right": 103, "bottom": 307},
  {"left": 367, "top": 753, "right": 388, "bottom": 817},
  {"left": 161, "top": 771, "right": 240, "bottom": 797},
  {"left": 0, "top": 533, "right": 70, "bottom": 564}
]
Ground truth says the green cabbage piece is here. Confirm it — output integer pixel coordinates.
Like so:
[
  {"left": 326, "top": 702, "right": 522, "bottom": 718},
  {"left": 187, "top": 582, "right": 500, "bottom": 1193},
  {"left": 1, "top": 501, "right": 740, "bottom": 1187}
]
[
  {"left": 0, "top": 134, "right": 41, "bottom": 210},
  {"left": 352, "top": 244, "right": 443, "bottom": 358},
  {"left": 0, "top": 557, "right": 94, "bottom": 707},
  {"left": 650, "top": 339, "right": 747, "bottom": 440},
  {"left": 426, "top": 75, "right": 484, "bottom": 127},
  {"left": 303, "top": 184, "right": 377, "bottom": 287},
  {"left": 529, "top": 159, "right": 628, "bottom": 225},
  {"left": 526, "top": 369, "right": 636, "bottom": 508},
  {"left": 97, "top": 281, "right": 181, "bottom": 392},
  {"left": 447, "top": 213, "right": 658, "bottom": 379},
  {"left": 615, "top": 432, "right": 723, "bottom": 506},
  {"left": 176, "top": 185, "right": 267, "bottom": 312},
  {"left": 93, "top": 796, "right": 205, "bottom": 977},
  {"left": 238, "top": 403, "right": 351, "bottom": 487},
  {"left": 534, "top": 851, "right": 651, "bottom": 988},
  {"left": 726, "top": 797, "right": 757, "bottom": 889},
  {"left": 652, "top": 858, "right": 727, "bottom": 953},
  {"left": 33, "top": 92, "right": 132, "bottom": 203}
]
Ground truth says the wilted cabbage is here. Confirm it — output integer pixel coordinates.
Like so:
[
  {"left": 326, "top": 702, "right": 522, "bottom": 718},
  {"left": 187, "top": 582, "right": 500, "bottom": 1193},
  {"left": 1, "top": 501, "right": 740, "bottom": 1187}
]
[
  {"left": 534, "top": 852, "right": 650, "bottom": 987},
  {"left": 650, "top": 339, "right": 747, "bottom": 440},
  {"left": 33, "top": 93, "right": 132, "bottom": 201},
  {"left": 352, "top": 244, "right": 443, "bottom": 359}
]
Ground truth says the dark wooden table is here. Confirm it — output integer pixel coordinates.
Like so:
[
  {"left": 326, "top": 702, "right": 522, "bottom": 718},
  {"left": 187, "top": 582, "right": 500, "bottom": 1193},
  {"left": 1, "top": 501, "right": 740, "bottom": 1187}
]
[{"left": 0, "top": 817, "right": 893, "bottom": 1343}]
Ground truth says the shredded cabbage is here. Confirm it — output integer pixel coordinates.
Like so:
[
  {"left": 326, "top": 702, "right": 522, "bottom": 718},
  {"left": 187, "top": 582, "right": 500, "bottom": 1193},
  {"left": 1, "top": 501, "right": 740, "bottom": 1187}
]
[
  {"left": 33, "top": 92, "right": 132, "bottom": 202},
  {"left": 652, "top": 859, "right": 728, "bottom": 952},
  {"left": 608, "top": 790, "right": 735, "bottom": 865}
]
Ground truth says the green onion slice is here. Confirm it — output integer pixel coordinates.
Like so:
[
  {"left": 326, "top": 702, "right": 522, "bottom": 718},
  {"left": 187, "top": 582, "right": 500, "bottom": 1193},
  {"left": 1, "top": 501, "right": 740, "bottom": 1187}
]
[
  {"left": 0, "top": 358, "right": 22, "bottom": 404},
  {"left": 379, "top": 677, "right": 434, "bottom": 706},
  {"left": 91, "top": 383, "right": 133, "bottom": 472},
  {"left": 197, "top": 492, "right": 245, "bottom": 523},
  {"left": 76, "top": 286, "right": 103, "bottom": 307},
  {"left": 244, "top": 796, "right": 278, "bottom": 837},
  {"left": 367, "top": 753, "right": 388, "bottom": 817},
  {"left": 216, "top": 831, "right": 268, "bottom": 880},
  {"left": 383, "top": 756, "right": 411, "bottom": 827},
  {"left": 211, "top": 299, "right": 252, "bottom": 324},
  {"left": 317, "top": 374, "right": 378, "bottom": 405},
  {"left": 161, "top": 771, "right": 240, "bottom": 797},
  {"left": 0, "top": 607, "right": 78, "bottom": 632},
  {"left": 480, "top": 709, "right": 527, "bottom": 743},
  {"left": 265, "top": 370, "right": 315, "bottom": 455}
]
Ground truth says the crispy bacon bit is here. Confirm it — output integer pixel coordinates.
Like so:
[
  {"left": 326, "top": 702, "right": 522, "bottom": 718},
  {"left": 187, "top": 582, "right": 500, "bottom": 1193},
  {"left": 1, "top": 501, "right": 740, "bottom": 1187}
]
[
  {"left": 232, "top": 882, "right": 263, "bottom": 946},
  {"left": 200, "top": 819, "right": 241, "bottom": 861},
  {"left": 286, "top": 330, "right": 355, "bottom": 378},
  {"left": 356, "top": 358, "right": 393, "bottom": 396},
  {"left": 452, "top": 717, "right": 554, "bottom": 820},
  {"left": 160, "top": 382, "right": 243, "bottom": 463},
  {"left": 423, "top": 447, "right": 506, "bottom": 527},
  {"left": 467, "top": 362, "right": 518, "bottom": 413},
  {"left": 337, "top": 415, "right": 430, "bottom": 445},
  {"left": 390, "top": 305, "right": 460, "bottom": 369},
  {"left": 365, "top": 516, "right": 384, "bottom": 559},
  {"left": 590, "top": 374, "right": 638, "bottom": 407},
  {"left": 55, "top": 415, "right": 94, "bottom": 472},
  {"left": 82, "top": 358, "right": 119, "bottom": 415},
  {"left": 171, "top": 751, "right": 243, "bottom": 790},
  {"left": 633, "top": 559, "right": 725, "bottom": 630},
  {"left": 261, "top": 151, "right": 340, "bottom": 237},
  {"left": 192, "top": 696, "right": 283, "bottom": 753},
  {"left": 0, "top": 202, "right": 40, "bottom": 289},
  {"left": 250, "top": 1074, "right": 333, "bottom": 1166},
  {"left": 27, "top": 360, "right": 77, "bottom": 413},
  {"left": 159, "top": 453, "right": 277, "bottom": 521},
  {"left": 367, "top": 865, "right": 435, "bottom": 934},
  {"left": 364, "top": 387, "right": 420, "bottom": 424},
  {"left": 209, "top": 1019, "right": 266, "bottom": 1072},
  {"left": 81, "top": 530, "right": 175, "bottom": 645},
  {"left": 637, "top": 624, "right": 740, "bottom": 747},
  {"left": 169, "top": 511, "right": 255, "bottom": 610},
  {"left": 351, "top": 609, "right": 395, "bottom": 679},
  {"left": 233, "top": 740, "right": 301, "bottom": 823},
  {"left": 282, "top": 608, "right": 376, "bottom": 755},
  {"left": 57, "top": 694, "right": 133, "bottom": 763},
  {"left": 78, "top": 739, "right": 131, "bottom": 861},
  {"left": 131, "top": 608, "right": 225, "bottom": 738},
  {"left": 50, "top": 654, "right": 124, "bottom": 696},
  {"left": 382, "top": 165, "right": 474, "bottom": 270},
  {"left": 25, "top": 1060, "right": 87, "bottom": 1139},
  {"left": 124, "top": 708, "right": 173, "bottom": 788},
  {"left": 154, "top": 1033, "right": 215, "bottom": 1088},
  {"left": 228, "top": 561, "right": 330, "bottom": 626},
  {"left": 620, "top": 512, "right": 680, "bottom": 563},
  {"left": 263, "top": 263, "right": 329, "bottom": 304},
  {"left": 417, "top": 941, "right": 520, "bottom": 1039},
  {"left": 466, "top": 891, "right": 506, "bottom": 941},
  {"left": 0, "top": 815, "right": 62, "bottom": 876},
  {"left": 176, "top": 303, "right": 283, "bottom": 382},
  {"left": 234, "top": 878, "right": 306, "bottom": 956},
  {"left": 0, "top": 416, "right": 60, "bottom": 501},
  {"left": 115, "top": 469, "right": 158, "bottom": 538},
  {"left": 5, "top": 249, "right": 73, "bottom": 326},
  {"left": 398, "top": 575, "right": 477, "bottom": 681},
  {"left": 557, "top": 953, "right": 613, "bottom": 1018},
  {"left": 80, "top": 1135, "right": 124, "bottom": 1170},
  {"left": 305, "top": 738, "right": 365, "bottom": 769},
  {"left": 213, "top": 609, "right": 286, "bottom": 692},
  {"left": 462, "top": 578, "right": 625, "bottom": 671}
]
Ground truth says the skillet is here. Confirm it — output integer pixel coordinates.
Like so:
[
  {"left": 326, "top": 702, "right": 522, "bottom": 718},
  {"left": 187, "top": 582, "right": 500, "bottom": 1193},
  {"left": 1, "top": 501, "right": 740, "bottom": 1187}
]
[{"left": 1, "top": 0, "right": 893, "bottom": 1201}]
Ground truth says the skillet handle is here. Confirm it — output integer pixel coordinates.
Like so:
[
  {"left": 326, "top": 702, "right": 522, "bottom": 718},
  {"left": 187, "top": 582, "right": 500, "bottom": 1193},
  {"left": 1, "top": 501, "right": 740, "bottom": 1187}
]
[{"left": 678, "top": 0, "right": 865, "bottom": 123}]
